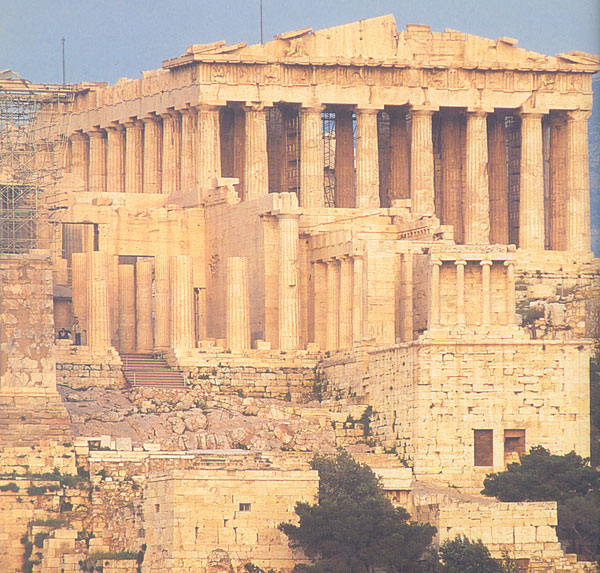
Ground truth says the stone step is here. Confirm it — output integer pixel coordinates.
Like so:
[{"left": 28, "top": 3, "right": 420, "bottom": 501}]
[{"left": 120, "top": 353, "right": 185, "bottom": 388}]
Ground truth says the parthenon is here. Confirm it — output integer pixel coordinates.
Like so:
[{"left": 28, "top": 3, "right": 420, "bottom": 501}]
[{"left": 1, "top": 13, "right": 599, "bottom": 573}]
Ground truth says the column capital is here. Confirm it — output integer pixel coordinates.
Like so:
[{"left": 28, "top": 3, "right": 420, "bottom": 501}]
[
  {"left": 355, "top": 106, "right": 382, "bottom": 115},
  {"left": 159, "top": 108, "right": 180, "bottom": 120},
  {"left": 503, "top": 260, "right": 515, "bottom": 267},
  {"left": 70, "top": 130, "right": 87, "bottom": 141},
  {"left": 122, "top": 118, "right": 140, "bottom": 129},
  {"left": 105, "top": 122, "right": 125, "bottom": 133},
  {"left": 480, "top": 259, "right": 493, "bottom": 267},
  {"left": 300, "top": 104, "right": 325, "bottom": 114},
  {"left": 454, "top": 259, "right": 467, "bottom": 266},
  {"left": 410, "top": 106, "right": 437, "bottom": 116},
  {"left": 465, "top": 108, "right": 492, "bottom": 117},
  {"left": 87, "top": 127, "right": 106, "bottom": 139},
  {"left": 244, "top": 102, "right": 269, "bottom": 112},
  {"left": 519, "top": 109, "right": 548, "bottom": 119},
  {"left": 141, "top": 113, "right": 160, "bottom": 125},
  {"left": 430, "top": 259, "right": 443, "bottom": 267},
  {"left": 194, "top": 102, "right": 224, "bottom": 113},
  {"left": 565, "top": 109, "right": 592, "bottom": 122}
]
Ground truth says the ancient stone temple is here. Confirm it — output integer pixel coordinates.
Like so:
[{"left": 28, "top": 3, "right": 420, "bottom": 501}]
[{"left": 1, "top": 14, "right": 599, "bottom": 573}]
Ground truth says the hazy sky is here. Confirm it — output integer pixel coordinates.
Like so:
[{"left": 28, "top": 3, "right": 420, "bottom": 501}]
[{"left": 1, "top": 0, "right": 599, "bottom": 85}]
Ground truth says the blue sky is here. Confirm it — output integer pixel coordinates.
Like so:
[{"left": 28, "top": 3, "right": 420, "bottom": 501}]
[{"left": 1, "top": 0, "right": 599, "bottom": 85}]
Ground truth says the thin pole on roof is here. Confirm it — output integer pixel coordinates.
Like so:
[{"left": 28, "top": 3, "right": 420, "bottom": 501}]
[
  {"left": 61, "top": 37, "right": 65, "bottom": 86},
  {"left": 260, "top": 0, "right": 264, "bottom": 45}
]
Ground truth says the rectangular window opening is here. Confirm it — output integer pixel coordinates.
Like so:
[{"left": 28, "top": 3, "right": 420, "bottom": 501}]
[
  {"left": 474, "top": 429, "right": 493, "bottom": 466},
  {"left": 238, "top": 503, "right": 251, "bottom": 512}
]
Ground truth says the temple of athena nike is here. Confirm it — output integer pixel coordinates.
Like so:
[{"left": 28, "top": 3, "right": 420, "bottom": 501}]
[{"left": 1, "top": 14, "right": 599, "bottom": 573}]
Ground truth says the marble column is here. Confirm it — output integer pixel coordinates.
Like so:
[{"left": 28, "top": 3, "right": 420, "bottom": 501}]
[
  {"left": 106, "top": 124, "right": 125, "bottom": 193},
  {"left": 429, "top": 260, "right": 441, "bottom": 328},
  {"left": 355, "top": 108, "right": 380, "bottom": 208},
  {"left": 488, "top": 113, "right": 509, "bottom": 244},
  {"left": 196, "top": 104, "right": 222, "bottom": 193},
  {"left": 161, "top": 110, "right": 181, "bottom": 195},
  {"left": 335, "top": 109, "right": 355, "bottom": 207},
  {"left": 312, "top": 261, "right": 328, "bottom": 350},
  {"left": 244, "top": 103, "right": 269, "bottom": 200},
  {"left": 226, "top": 257, "right": 251, "bottom": 352},
  {"left": 154, "top": 254, "right": 171, "bottom": 349},
  {"left": 519, "top": 112, "right": 545, "bottom": 250},
  {"left": 481, "top": 260, "right": 492, "bottom": 325},
  {"left": 170, "top": 255, "right": 194, "bottom": 349},
  {"left": 326, "top": 259, "right": 340, "bottom": 351},
  {"left": 504, "top": 261, "right": 517, "bottom": 325},
  {"left": 142, "top": 115, "right": 162, "bottom": 194},
  {"left": 410, "top": 109, "right": 435, "bottom": 215},
  {"left": 124, "top": 119, "right": 143, "bottom": 194},
  {"left": 300, "top": 106, "right": 325, "bottom": 207},
  {"left": 548, "top": 113, "right": 567, "bottom": 251},
  {"left": 136, "top": 260, "right": 154, "bottom": 353},
  {"left": 339, "top": 257, "right": 353, "bottom": 349},
  {"left": 87, "top": 128, "right": 107, "bottom": 193},
  {"left": 565, "top": 110, "right": 592, "bottom": 252},
  {"left": 71, "top": 253, "right": 88, "bottom": 342},
  {"left": 352, "top": 255, "right": 364, "bottom": 342},
  {"left": 441, "top": 111, "right": 463, "bottom": 242},
  {"left": 118, "top": 264, "right": 136, "bottom": 353},
  {"left": 389, "top": 109, "right": 410, "bottom": 201},
  {"left": 400, "top": 253, "right": 413, "bottom": 342},
  {"left": 180, "top": 107, "right": 196, "bottom": 190},
  {"left": 87, "top": 251, "right": 111, "bottom": 349},
  {"left": 455, "top": 260, "right": 466, "bottom": 325},
  {"left": 70, "top": 132, "right": 88, "bottom": 190},
  {"left": 279, "top": 215, "right": 301, "bottom": 351},
  {"left": 464, "top": 111, "right": 490, "bottom": 244}
]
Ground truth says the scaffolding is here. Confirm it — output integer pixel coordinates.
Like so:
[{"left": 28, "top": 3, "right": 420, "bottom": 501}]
[{"left": 0, "top": 72, "right": 75, "bottom": 253}]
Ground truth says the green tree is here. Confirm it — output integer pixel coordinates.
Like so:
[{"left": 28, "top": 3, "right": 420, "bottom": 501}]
[
  {"left": 279, "top": 451, "right": 436, "bottom": 573},
  {"left": 482, "top": 446, "right": 599, "bottom": 560},
  {"left": 438, "top": 536, "right": 503, "bottom": 573}
]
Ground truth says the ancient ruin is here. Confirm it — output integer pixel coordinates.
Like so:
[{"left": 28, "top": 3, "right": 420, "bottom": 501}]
[{"left": 1, "top": 14, "right": 599, "bottom": 572}]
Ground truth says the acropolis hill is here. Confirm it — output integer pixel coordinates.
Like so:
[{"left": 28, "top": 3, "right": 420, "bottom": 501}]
[{"left": 0, "top": 14, "right": 599, "bottom": 573}]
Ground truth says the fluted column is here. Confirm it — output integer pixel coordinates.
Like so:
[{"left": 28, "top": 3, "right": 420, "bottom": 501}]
[
  {"left": 441, "top": 111, "right": 463, "bottom": 242},
  {"left": 429, "top": 260, "right": 441, "bottom": 328},
  {"left": 70, "top": 132, "right": 88, "bottom": 189},
  {"left": 136, "top": 260, "right": 154, "bottom": 353},
  {"left": 355, "top": 108, "right": 380, "bottom": 208},
  {"left": 244, "top": 103, "right": 269, "bottom": 200},
  {"left": 300, "top": 106, "right": 325, "bottom": 207},
  {"left": 488, "top": 113, "right": 509, "bottom": 244},
  {"left": 400, "top": 253, "right": 413, "bottom": 342},
  {"left": 279, "top": 215, "right": 301, "bottom": 351},
  {"left": 71, "top": 253, "right": 88, "bottom": 343},
  {"left": 410, "top": 109, "right": 435, "bottom": 214},
  {"left": 339, "top": 257, "right": 353, "bottom": 349},
  {"left": 196, "top": 104, "right": 222, "bottom": 193},
  {"left": 505, "top": 261, "right": 517, "bottom": 325},
  {"left": 161, "top": 110, "right": 181, "bottom": 195},
  {"left": 464, "top": 111, "right": 490, "bottom": 243},
  {"left": 87, "top": 251, "right": 111, "bottom": 349},
  {"left": 170, "top": 255, "right": 194, "bottom": 349},
  {"left": 154, "top": 254, "right": 171, "bottom": 349},
  {"left": 389, "top": 109, "right": 410, "bottom": 201},
  {"left": 142, "top": 115, "right": 161, "bottom": 194},
  {"left": 481, "top": 260, "right": 492, "bottom": 326},
  {"left": 565, "top": 110, "right": 592, "bottom": 252},
  {"left": 124, "top": 119, "right": 143, "bottom": 194},
  {"left": 118, "top": 264, "right": 136, "bottom": 353},
  {"left": 180, "top": 107, "right": 196, "bottom": 190},
  {"left": 335, "top": 109, "right": 355, "bottom": 207},
  {"left": 548, "top": 113, "right": 567, "bottom": 250},
  {"left": 106, "top": 124, "right": 125, "bottom": 193},
  {"left": 455, "top": 260, "right": 466, "bottom": 325},
  {"left": 352, "top": 255, "right": 364, "bottom": 342},
  {"left": 326, "top": 259, "right": 340, "bottom": 351},
  {"left": 519, "top": 112, "right": 546, "bottom": 250},
  {"left": 226, "top": 257, "right": 251, "bottom": 352},
  {"left": 88, "top": 128, "right": 107, "bottom": 193}
]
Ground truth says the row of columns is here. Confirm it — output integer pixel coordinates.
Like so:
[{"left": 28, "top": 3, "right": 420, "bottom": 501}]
[
  {"left": 311, "top": 255, "right": 363, "bottom": 352},
  {"left": 429, "top": 259, "right": 517, "bottom": 328}
]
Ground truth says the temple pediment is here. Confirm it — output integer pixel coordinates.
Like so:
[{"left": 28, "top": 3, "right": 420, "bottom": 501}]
[{"left": 163, "top": 14, "right": 600, "bottom": 73}]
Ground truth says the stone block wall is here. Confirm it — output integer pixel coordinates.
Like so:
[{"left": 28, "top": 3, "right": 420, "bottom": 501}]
[
  {"left": 143, "top": 468, "right": 317, "bottom": 573},
  {"left": 322, "top": 335, "right": 591, "bottom": 489}
]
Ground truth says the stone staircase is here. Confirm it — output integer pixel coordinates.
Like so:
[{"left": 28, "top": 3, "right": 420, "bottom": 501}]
[{"left": 120, "top": 353, "right": 186, "bottom": 388}]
